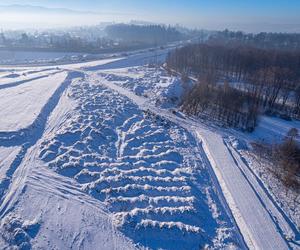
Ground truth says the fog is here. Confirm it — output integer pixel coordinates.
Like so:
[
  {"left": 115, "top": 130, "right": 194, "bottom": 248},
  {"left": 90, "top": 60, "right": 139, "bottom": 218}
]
[
  {"left": 0, "top": 5, "right": 129, "bottom": 30},
  {"left": 0, "top": 3, "right": 300, "bottom": 33}
]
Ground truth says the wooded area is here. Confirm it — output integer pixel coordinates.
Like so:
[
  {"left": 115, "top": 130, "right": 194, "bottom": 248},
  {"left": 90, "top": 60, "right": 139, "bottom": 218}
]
[
  {"left": 167, "top": 43, "right": 300, "bottom": 130},
  {"left": 208, "top": 30, "right": 300, "bottom": 51}
]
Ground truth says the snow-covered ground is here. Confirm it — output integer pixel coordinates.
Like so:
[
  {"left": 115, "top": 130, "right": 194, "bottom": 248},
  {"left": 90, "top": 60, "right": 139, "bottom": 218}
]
[
  {"left": 0, "top": 68, "right": 57, "bottom": 86},
  {"left": 251, "top": 116, "right": 300, "bottom": 144},
  {"left": 0, "top": 71, "right": 67, "bottom": 131},
  {"left": 0, "top": 50, "right": 298, "bottom": 249},
  {"left": 99, "top": 66, "right": 184, "bottom": 108}
]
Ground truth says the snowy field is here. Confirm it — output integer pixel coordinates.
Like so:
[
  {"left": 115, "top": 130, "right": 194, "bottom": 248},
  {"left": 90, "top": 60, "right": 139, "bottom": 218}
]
[
  {"left": 0, "top": 50, "right": 299, "bottom": 249},
  {"left": 0, "top": 71, "right": 67, "bottom": 131}
]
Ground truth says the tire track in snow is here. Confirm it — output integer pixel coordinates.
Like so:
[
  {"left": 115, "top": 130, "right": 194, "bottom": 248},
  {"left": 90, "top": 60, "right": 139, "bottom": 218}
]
[
  {"left": 193, "top": 132, "right": 248, "bottom": 249},
  {"left": 224, "top": 139, "right": 300, "bottom": 247}
]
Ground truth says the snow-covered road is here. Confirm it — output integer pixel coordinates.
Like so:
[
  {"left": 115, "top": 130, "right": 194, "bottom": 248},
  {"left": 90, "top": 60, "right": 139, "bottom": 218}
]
[{"left": 0, "top": 50, "right": 298, "bottom": 249}]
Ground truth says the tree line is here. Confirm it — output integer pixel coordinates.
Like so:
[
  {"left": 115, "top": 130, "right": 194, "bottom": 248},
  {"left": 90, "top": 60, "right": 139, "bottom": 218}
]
[
  {"left": 105, "top": 24, "right": 185, "bottom": 45},
  {"left": 208, "top": 30, "right": 300, "bottom": 51},
  {"left": 179, "top": 74, "right": 259, "bottom": 131},
  {"left": 166, "top": 43, "right": 300, "bottom": 129}
]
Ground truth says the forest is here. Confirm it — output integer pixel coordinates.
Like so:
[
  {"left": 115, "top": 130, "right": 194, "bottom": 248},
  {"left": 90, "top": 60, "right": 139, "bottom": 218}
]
[
  {"left": 166, "top": 43, "right": 300, "bottom": 130},
  {"left": 208, "top": 30, "right": 300, "bottom": 51}
]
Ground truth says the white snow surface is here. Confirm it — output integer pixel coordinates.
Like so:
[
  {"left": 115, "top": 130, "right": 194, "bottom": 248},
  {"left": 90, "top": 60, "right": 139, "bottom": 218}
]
[
  {"left": 0, "top": 71, "right": 67, "bottom": 131},
  {"left": 0, "top": 50, "right": 298, "bottom": 249}
]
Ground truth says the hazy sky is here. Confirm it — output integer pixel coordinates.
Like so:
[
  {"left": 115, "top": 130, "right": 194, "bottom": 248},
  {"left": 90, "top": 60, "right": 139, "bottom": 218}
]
[{"left": 1, "top": 0, "right": 300, "bottom": 32}]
